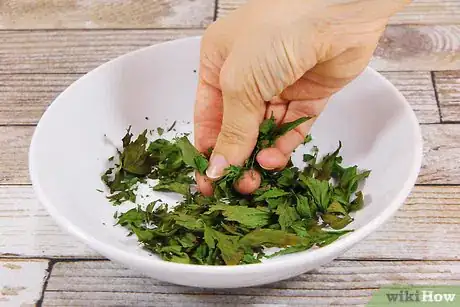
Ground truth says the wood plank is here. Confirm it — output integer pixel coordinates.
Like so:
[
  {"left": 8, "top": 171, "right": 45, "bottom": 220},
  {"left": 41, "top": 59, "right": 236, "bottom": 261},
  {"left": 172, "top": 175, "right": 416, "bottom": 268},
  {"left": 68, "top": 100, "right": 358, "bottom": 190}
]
[
  {"left": 0, "top": 0, "right": 215, "bottom": 29},
  {"left": 419, "top": 125, "right": 460, "bottom": 184},
  {"left": 2, "top": 125, "right": 458, "bottom": 185},
  {"left": 0, "top": 29, "right": 204, "bottom": 74},
  {"left": 0, "top": 74, "right": 81, "bottom": 125},
  {"left": 0, "top": 126, "right": 32, "bottom": 185},
  {"left": 217, "top": 0, "right": 460, "bottom": 25},
  {"left": 372, "top": 25, "right": 460, "bottom": 71},
  {"left": 43, "top": 260, "right": 460, "bottom": 306},
  {"left": 0, "top": 186, "right": 97, "bottom": 258},
  {"left": 0, "top": 26, "right": 458, "bottom": 74},
  {"left": 2, "top": 185, "right": 459, "bottom": 260},
  {"left": 434, "top": 71, "right": 460, "bottom": 122},
  {"left": 380, "top": 72, "right": 439, "bottom": 124},
  {"left": 0, "top": 72, "right": 439, "bottom": 125},
  {"left": 0, "top": 259, "right": 49, "bottom": 306}
]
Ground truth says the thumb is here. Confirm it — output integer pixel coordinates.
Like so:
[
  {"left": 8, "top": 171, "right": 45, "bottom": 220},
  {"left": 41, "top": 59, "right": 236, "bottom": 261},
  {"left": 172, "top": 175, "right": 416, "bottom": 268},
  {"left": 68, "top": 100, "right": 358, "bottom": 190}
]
[{"left": 205, "top": 55, "right": 265, "bottom": 179}]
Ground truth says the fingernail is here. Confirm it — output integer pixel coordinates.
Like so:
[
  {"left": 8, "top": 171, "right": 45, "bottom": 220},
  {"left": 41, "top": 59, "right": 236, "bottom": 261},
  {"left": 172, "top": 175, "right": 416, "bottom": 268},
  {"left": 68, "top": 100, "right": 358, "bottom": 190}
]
[
  {"left": 260, "top": 164, "right": 276, "bottom": 171},
  {"left": 206, "top": 154, "right": 228, "bottom": 179}
]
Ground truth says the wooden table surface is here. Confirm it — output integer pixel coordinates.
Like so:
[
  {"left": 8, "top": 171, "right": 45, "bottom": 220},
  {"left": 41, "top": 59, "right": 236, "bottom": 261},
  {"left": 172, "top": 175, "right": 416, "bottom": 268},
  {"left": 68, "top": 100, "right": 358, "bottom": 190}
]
[{"left": 0, "top": 1, "right": 459, "bottom": 306}]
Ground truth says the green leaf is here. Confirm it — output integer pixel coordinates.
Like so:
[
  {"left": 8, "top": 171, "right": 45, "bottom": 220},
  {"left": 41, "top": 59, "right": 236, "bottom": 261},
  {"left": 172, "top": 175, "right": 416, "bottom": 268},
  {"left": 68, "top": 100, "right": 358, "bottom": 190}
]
[
  {"left": 122, "top": 130, "right": 152, "bottom": 175},
  {"left": 240, "top": 229, "right": 307, "bottom": 248},
  {"left": 327, "top": 201, "right": 348, "bottom": 215},
  {"left": 214, "top": 231, "right": 243, "bottom": 265},
  {"left": 349, "top": 191, "right": 364, "bottom": 212},
  {"left": 295, "top": 195, "right": 312, "bottom": 219},
  {"left": 277, "top": 168, "right": 297, "bottom": 188},
  {"left": 308, "top": 227, "right": 352, "bottom": 246},
  {"left": 323, "top": 201, "right": 353, "bottom": 230},
  {"left": 241, "top": 253, "right": 261, "bottom": 264},
  {"left": 174, "top": 214, "right": 203, "bottom": 231},
  {"left": 204, "top": 227, "right": 243, "bottom": 265},
  {"left": 103, "top": 125, "right": 371, "bottom": 266},
  {"left": 254, "top": 188, "right": 289, "bottom": 202},
  {"left": 116, "top": 208, "right": 144, "bottom": 228},
  {"left": 276, "top": 202, "right": 300, "bottom": 230},
  {"left": 204, "top": 224, "right": 216, "bottom": 249},
  {"left": 266, "top": 197, "right": 286, "bottom": 210},
  {"left": 336, "top": 166, "right": 371, "bottom": 200},
  {"left": 315, "top": 142, "right": 342, "bottom": 181},
  {"left": 267, "top": 243, "right": 313, "bottom": 258},
  {"left": 132, "top": 227, "right": 154, "bottom": 242},
  {"left": 157, "top": 127, "right": 164, "bottom": 136},
  {"left": 259, "top": 116, "right": 277, "bottom": 134},
  {"left": 322, "top": 213, "right": 353, "bottom": 230},
  {"left": 121, "top": 126, "right": 133, "bottom": 148},
  {"left": 192, "top": 244, "right": 208, "bottom": 264},
  {"left": 275, "top": 117, "right": 310, "bottom": 138},
  {"left": 194, "top": 156, "right": 209, "bottom": 175},
  {"left": 207, "top": 204, "right": 271, "bottom": 229},
  {"left": 176, "top": 136, "right": 208, "bottom": 174},
  {"left": 170, "top": 253, "right": 190, "bottom": 264},
  {"left": 300, "top": 175, "right": 331, "bottom": 212},
  {"left": 177, "top": 233, "right": 197, "bottom": 248},
  {"left": 153, "top": 180, "right": 190, "bottom": 195}
]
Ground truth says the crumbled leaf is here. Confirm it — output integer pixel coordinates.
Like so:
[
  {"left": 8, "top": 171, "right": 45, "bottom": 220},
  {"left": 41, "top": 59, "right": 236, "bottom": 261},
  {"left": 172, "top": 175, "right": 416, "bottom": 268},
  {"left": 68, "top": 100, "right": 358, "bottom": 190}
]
[
  {"left": 122, "top": 130, "right": 152, "bottom": 175},
  {"left": 349, "top": 191, "right": 364, "bottom": 212},
  {"left": 267, "top": 243, "right": 313, "bottom": 258},
  {"left": 157, "top": 127, "right": 164, "bottom": 136},
  {"left": 176, "top": 136, "right": 208, "bottom": 174},
  {"left": 322, "top": 213, "right": 353, "bottom": 230},
  {"left": 276, "top": 202, "right": 300, "bottom": 230},
  {"left": 153, "top": 180, "right": 190, "bottom": 195},
  {"left": 275, "top": 117, "right": 310, "bottom": 138},
  {"left": 300, "top": 175, "right": 331, "bottom": 212},
  {"left": 102, "top": 118, "right": 370, "bottom": 265},
  {"left": 296, "top": 195, "right": 313, "bottom": 219},
  {"left": 207, "top": 204, "right": 271, "bottom": 229},
  {"left": 254, "top": 188, "right": 289, "bottom": 202},
  {"left": 259, "top": 117, "right": 277, "bottom": 134},
  {"left": 240, "top": 229, "right": 307, "bottom": 248}
]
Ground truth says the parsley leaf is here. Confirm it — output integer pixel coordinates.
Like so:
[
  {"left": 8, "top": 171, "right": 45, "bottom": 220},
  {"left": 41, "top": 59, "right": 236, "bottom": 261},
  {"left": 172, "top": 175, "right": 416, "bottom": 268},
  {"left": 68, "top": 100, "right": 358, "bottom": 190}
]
[{"left": 176, "top": 136, "right": 208, "bottom": 174}]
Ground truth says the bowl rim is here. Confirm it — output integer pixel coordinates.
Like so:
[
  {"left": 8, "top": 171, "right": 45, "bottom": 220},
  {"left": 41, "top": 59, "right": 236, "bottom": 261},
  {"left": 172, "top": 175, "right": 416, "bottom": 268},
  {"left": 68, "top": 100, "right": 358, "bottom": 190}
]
[{"left": 29, "top": 36, "right": 423, "bottom": 275}]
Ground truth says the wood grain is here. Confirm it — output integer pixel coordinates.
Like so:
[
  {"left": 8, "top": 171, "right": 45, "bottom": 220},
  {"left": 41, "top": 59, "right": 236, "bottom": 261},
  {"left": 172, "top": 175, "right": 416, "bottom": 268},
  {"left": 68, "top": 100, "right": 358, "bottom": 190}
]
[
  {"left": 0, "top": 126, "right": 32, "bottom": 185},
  {"left": 419, "top": 124, "right": 460, "bottom": 184},
  {"left": 0, "top": 26, "right": 458, "bottom": 74},
  {"left": 434, "top": 71, "right": 460, "bottom": 122},
  {"left": 0, "top": 29, "right": 203, "bottom": 74},
  {"left": 0, "top": 259, "right": 49, "bottom": 306},
  {"left": 217, "top": 0, "right": 460, "bottom": 25},
  {"left": 0, "top": 186, "right": 97, "bottom": 258},
  {"left": 372, "top": 25, "right": 460, "bottom": 71},
  {"left": 0, "top": 74, "right": 81, "bottom": 125},
  {"left": 0, "top": 71, "right": 439, "bottom": 125},
  {"left": 0, "top": 0, "right": 215, "bottom": 29},
  {"left": 2, "top": 125, "right": 458, "bottom": 185},
  {"left": 43, "top": 260, "right": 460, "bottom": 306},
  {"left": 380, "top": 72, "right": 439, "bottom": 124},
  {"left": 2, "top": 185, "right": 459, "bottom": 260}
]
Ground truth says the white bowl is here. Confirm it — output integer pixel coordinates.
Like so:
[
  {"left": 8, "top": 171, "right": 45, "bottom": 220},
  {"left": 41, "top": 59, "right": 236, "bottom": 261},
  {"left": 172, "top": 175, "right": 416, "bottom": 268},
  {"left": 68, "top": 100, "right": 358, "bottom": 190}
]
[{"left": 29, "top": 37, "right": 423, "bottom": 288}]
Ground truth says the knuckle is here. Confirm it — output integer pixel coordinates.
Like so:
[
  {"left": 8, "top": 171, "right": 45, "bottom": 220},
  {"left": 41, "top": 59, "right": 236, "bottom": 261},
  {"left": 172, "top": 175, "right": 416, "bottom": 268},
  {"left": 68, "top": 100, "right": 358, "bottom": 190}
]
[
  {"left": 220, "top": 66, "right": 263, "bottom": 114},
  {"left": 219, "top": 121, "right": 250, "bottom": 146}
]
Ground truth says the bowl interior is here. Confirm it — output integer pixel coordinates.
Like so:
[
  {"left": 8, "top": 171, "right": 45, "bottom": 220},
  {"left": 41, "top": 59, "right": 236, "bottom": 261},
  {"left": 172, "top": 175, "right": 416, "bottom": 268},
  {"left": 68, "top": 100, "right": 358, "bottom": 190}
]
[{"left": 30, "top": 37, "right": 422, "bottom": 276}]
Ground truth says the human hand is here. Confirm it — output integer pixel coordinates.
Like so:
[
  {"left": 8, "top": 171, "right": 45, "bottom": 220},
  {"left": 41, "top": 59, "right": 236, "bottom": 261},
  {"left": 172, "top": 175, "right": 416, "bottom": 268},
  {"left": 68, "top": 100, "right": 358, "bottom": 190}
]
[{"left": 194, "top": 0, "right": 411, "bottom": 196}]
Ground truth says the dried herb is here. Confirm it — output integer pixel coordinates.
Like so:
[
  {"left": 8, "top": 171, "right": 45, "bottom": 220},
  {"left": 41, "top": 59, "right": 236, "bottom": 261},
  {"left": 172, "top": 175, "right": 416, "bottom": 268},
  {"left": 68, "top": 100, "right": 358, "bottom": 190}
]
[{"left": 101, "top": 118, "right": 370, "bottom": 265}]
